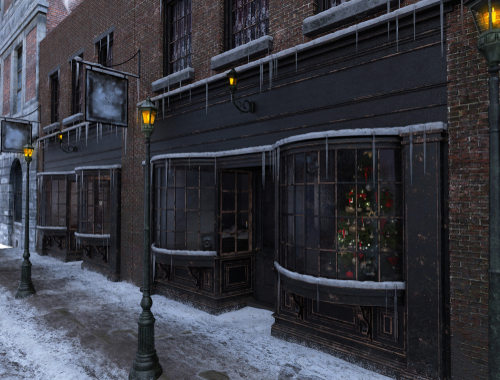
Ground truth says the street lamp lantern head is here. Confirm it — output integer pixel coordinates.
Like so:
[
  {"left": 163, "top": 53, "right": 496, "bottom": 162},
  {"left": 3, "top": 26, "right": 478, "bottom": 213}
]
[
  {"left": 23, "top": 143, "right": 34, "bottom": 163},
  {"left": 57, "top": 133, "right": 63, "bottom": 142},
  {"left": 466, "top": 0, "right": 500, "bottom": 65},
  {"left": 227, "top": 68, "right": 238, "bottom": 95},
  {"left": 138, "top": 97, "right": 158, "bottom": 136}
]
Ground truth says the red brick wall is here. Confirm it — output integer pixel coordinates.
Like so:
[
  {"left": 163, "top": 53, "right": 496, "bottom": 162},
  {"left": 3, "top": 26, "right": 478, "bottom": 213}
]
[
  {"left": 4, "top": 0, "right": 11, "bottom": 14},
  {"left": 46, "top": 0, "right": 70, "bottom": 35},
  {"left": 269, "top": 0, "right": 313, "bottom": 52},
  {"left": 25, "top": 26, "right": 37, "bottom": 102},
  {"left": 447, "top": 4, "right": 489, "bottom": 379},
  {"left": 3, "top": 54, "right": 10, "bottom": 116}
]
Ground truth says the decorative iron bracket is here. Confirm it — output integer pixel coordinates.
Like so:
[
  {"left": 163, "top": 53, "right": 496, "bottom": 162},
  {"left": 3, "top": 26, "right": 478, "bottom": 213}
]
[
  {"left": 155, "top": 262, "right": 171, "bottom": 281},
  {"left": 59, "top": 141, "right": 77, "bottom": 153},
  {"left": 81, "top": 245, "right": 91, "bottom": 257},
  {"left": 291, "top": 293, "right": 305, "bottom": 320},
  {"left": 42, "top": 235, "right": 53, "bottom": 248},
  {"left": 357, "top": 306, "right": 372, "bottom": 339},
  {"left": 232, "top": 98, "right": 255, "bottom": 114},
  {"left": 52, "top": 235, "right": 64, "bottom": 249},
  {"left": 95, "top": 246, "right": 108, "bottom": 263},
  {"left": 188, "top": 267, "right": 202, "bottom": 290}
]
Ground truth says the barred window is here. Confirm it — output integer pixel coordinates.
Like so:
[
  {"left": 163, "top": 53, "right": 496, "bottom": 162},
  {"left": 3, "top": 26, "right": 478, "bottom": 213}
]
[
  {"left": 50, "top": 73, "right": 59, "bottom": 123},
  {"left": 230, "top": 0, "right": 269, "bottom": 49},
  {"left": 280, "top": 142, "right": 403, "bottom": 282},
  {"left": 166, "top": 0, "right": 192, "bottom": 74},
  {"left": 39, "top": 176, "right": 66, "bottom": 227},
  {"left": 78, "top": 172, "right": 111, "bottom": 235},
  {"left": 15, "top": 46, "right": 22, "bottom": 114},
  {"left": 154, "top": 164, "right": 215, "bottom": 251}
]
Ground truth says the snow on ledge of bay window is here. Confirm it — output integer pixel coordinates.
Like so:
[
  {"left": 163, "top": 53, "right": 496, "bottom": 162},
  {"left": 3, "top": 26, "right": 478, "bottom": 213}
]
[
  {"left": 37, "top": 171, "right": 75, "bottom": 176},
  {"left": 74, "top": 233, "right": 110, "bottom": 239},
  {"left": 74, "top": 164, "right": 121, "bottom": 171},
  {"left": 274, "top": 262, "right": 405, "bottom": 290},
  {"left": 211, "top": 36, "right": 274, "bottom": 71},
  {"left": 151, "top": 243, "right": 216, "bottom": 256},
  {"left": 151, "top": 68, "right": 195, "bottom": 93},
  {"left": 36, "top": 226, "right": 67, "bottom": 230}
]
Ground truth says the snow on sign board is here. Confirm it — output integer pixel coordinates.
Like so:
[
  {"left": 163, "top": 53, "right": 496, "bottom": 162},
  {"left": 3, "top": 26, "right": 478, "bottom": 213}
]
[
  {"left": 0, "top": 120, "right": 31, "bottom": 153},
  {"left": 85, "top": 70, "right": 128, "bottom": 127}
]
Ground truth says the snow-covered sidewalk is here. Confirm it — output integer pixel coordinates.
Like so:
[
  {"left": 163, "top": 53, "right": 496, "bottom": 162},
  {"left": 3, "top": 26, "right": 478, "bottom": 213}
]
[{"left": 0, "top": 247, "right": 392, "bottom": 380}]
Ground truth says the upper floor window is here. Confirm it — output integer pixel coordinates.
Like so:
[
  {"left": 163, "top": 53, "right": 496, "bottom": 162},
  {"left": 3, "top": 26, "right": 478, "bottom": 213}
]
[
  {"left": 316, "top": 0, "right": 351, "bottom": 13},
  {"left": 50, "top": 72, "right": 59, "bottom": 123},
  {"left": 229, "top": 0, "right": 269, "bottom": 49},
  {"left": 96, "top": 33, "right": 113, "bottom": 67},
  {"left": 14, "top": 46, "right": 22, "bottom": 114},
  {"left": 71, "top": 56, "right": 83, "bottom": 115},
  {"left": 165, "top": 0, "right": 192, "bottom": 75}
]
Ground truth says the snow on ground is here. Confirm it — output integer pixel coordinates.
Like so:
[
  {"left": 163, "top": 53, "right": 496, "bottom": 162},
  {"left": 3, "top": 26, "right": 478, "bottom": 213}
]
[{"left": 0, "top": 247, "right": 393, "bottom": 380}]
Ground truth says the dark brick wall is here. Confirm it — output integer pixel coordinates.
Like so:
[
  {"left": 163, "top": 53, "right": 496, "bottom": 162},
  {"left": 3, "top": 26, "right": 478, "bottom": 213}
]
[
  {"left": 447, "top": 3, "right": 489, "bottom": 379},
  {"left": 2, "top": 54, "right": 10, "bottom": 116},
  {"left": 25, "top": 26, "right": 37, "bottom": 102},
  {"left": 46, "top": 0, "right": 70, "bottom": 35}
]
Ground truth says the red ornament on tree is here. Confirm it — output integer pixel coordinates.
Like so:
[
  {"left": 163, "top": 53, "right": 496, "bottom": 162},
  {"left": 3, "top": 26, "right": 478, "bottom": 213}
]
[{"left": 346, "top": 270, "right": 354, "bottom": 278}]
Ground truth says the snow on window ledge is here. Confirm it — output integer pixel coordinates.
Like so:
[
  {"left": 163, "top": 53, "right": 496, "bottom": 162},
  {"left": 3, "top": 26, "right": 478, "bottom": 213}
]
[
  {"left": 62, "top": 113, "right": 84, "bottom": 126},
  {"left": 303, "top": 0, "right": 398, "bottom": 37},
  {"left": 151, "top": 68, "right": 195, "bottom": 93},
  {"left": 211, "top": 36, "right": 273, "bottom": 71},
  {"left": 75, "top": 232, "right": 110, "bottom": 239},
  {"left": 274, "top": 262, "right": 405, "bottom": 290},
  {"left": 36, "top": 226, "right": 67, "bottom": 231},
  {"left": 151, "top": 243, "right": 216, "bottom": 257}
]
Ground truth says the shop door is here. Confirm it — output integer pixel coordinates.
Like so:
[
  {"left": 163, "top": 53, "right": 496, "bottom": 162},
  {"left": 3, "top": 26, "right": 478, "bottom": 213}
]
[{"left": 254, "top": 171, "right": 275, "bottom": 307}]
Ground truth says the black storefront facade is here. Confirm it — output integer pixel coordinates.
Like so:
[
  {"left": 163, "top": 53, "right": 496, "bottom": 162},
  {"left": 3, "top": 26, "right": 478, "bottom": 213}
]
[
  {"left": 146, "top": 1, "right": 450, "bottom": 379},
  {"left": 37, "top": 121, "right": 123, "bottom": 281}
]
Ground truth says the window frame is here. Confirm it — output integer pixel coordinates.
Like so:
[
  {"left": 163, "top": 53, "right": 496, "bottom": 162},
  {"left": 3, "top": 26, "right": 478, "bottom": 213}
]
[
  {"left": 14, "top": 46, "right": 22, "bottom": 114},
  {"left": 96, "top": 33, "right": 113, "bottom": 68},
  {"left": 224, "top": 0, "right": 269, "bottom": 51},
  {"left": 78, "top": 171, "right": 112, "bottom": 235},
  {"left": 38, "top": 175, "right": 67, "bottom": 228},
  {"left": 279, "top": 139, "right": 404, "bottom": 283},
  {"left": 163, "top": 0, "right": 192, "bottom": 77},
  {"left": 50, "top": 72, "right": 59, "bottom": 123},
  {"left": 71, "top": 56, "right": 83, "bottom": 115}
]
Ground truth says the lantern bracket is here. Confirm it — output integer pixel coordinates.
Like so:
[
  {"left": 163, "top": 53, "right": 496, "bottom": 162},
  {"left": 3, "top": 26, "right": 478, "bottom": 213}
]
[{"left": 232, "top": 98, "right": 255, "bottom": 114}]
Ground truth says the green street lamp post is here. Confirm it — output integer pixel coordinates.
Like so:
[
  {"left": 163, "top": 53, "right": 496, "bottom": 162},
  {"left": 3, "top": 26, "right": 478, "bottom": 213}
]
[
  {"left": 466, "top": 1, "right": 500, "bottom": 378},
  {"left": 129, "top": 97, "right": 163, "bottom": 380},
  {"left": 15, "top": 143, "right": 36, "bottom": 299}
]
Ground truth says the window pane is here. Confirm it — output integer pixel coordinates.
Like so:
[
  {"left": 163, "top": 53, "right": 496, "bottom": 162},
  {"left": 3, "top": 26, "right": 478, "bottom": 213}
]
[{"left": 337, "top": 149, "right": 355, "bottom": 182}]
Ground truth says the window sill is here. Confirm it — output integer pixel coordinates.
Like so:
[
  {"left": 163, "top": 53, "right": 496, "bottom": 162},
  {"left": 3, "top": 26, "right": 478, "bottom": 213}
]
[
  {"left": 303, "top": 0, "right": 398, "bottom": 37},
  {"left": 152, "top": 68, "right": 195, "bottom": 93},
  {"left": 210, "top": 35, "right": 273, "bottom": 71},
  {"left": 43, "top": 122, "right": 60, "bottom": 135},
  {"left": 62, "top": 113, "right": 84, "bottom": 126},
  {"left": 152, "top": 244, "right": 216, "bottom": 268},
  {"left": 37, "top": 226, "right": 67, "bottom": 236},
  {"left": 275, "top": 262, "right": 404, "bottom": 307}
]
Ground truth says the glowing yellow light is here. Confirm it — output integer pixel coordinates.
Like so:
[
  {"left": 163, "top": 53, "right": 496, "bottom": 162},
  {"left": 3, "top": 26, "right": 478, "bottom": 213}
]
[
  {"left": 483, "top": 8, "right": 500, "bottom": 27},
  {"left": 57, "top": 133, "right": 63, "bottom": 142},
  {"left": 229, "top": 77, "right": 235, "bottom": 86},
  {"left": 23, "top": 146, "right": 33, "bottom": 158},
  {"left": 142, "top": 109, "right": 151, "bottom": 125}
]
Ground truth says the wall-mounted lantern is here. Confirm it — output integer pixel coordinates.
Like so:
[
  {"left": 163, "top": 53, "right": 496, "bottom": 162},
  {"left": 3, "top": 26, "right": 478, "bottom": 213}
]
[
  {"left": 227, "top": 68, "right": 255, "bottom": 114},
  {"left": 57, "top": 132, "right": 77, "bottom": 153}
]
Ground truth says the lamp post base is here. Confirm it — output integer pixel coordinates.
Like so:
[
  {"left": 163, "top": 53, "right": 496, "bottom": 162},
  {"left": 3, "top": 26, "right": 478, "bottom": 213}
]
[
  {"left": 129, "top": 360, "right": 163, "bottom": 380},
  {"left": 15, "top": 260, "right": 36, "bottom": 299}
]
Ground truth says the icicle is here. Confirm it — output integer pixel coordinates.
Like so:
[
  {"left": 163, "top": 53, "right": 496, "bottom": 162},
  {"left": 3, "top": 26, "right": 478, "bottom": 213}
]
[
  {"left": 188, "top": 157, "right": 190, "bottom": 169},
  {"left": 410, "top": 126, "right": 413, "bottom": 186},
  {"left": 115, "top": 125, "right": 117, "bottom": 138},
  {"left": 396, "top": 15, "right": 399, "bottom": 52},
  {"left": 153, "top": 251, "right": 156, "bottom": 279},
  {"left": 96, "top": 123, "right": 99, "bottom": 144},
  {"left": 317, "top": 279, "right": 319, "bottom": 312},
  {"left": 387, "top": 0, "right": 390, "bottom": 40},
  {"left": 274, "top": 56, "right": 278, "bottom": 78},
  {"left": 162, "top": 92, "right": 165, "bottom": 120},
  {"left": 394, "top": 285, "right": 397, "bottom": 342},
  {"left": 262, "top": 151, "right": 265, "bottom": 189},
  {"left": 214, "top": 157, "right": 217, "bottom": 184},
  {"left": 206, "top": 80, "right": 208, "bottom": 115},
  {"left": 372, "top": 132, "right": 376, "bottom": 187},
  {"left": 269, "top": 58, "right": 273, "bottom": 90},
  {"left": 86, "top": 123, "right": 88, "bottom": 146},
  {"left": 295, "top": 47, "right": 298, "bottom": 72},
  {"left": 277, "top": 146, "right": 280, "bottom": 181},
  {"left": 165, "top": 159, "right": 168, "bottom": 189},
  {"left": 356, "top": 24, "right": 358, "bottom": 52},
  {"left": 461, "top": 0, "right": 464, "bottom": 31},
  {"left": 440, "top": 0, "right": 444, "bottom": 57},
  {"left": 413, "top": 5, "right": 416, "bottom": 41},
  {"left": 423, "top": 124, "right": 427, "bottom": 175},
  {"left": 125, "top": 128, "right": 127, "bottom": 156},
  {"left": 260, "top": 60, "right": 263, "bottom": 93},
  {"left": 326, "top": 137, "right": 329, "bottom": 179}
]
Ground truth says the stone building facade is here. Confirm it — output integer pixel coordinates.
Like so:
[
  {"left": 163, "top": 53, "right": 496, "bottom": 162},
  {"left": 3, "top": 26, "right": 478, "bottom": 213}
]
[
  {"left": 37, "top": 0, "right": 489, "bottom": 378},
  {"left": 0, "top": 0, "right": 81, "bottom": 250}
]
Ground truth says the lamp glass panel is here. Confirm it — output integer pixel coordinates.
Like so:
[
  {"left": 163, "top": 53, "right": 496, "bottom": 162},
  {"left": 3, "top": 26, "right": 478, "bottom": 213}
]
[
  {"left": 142, "top": 109, "right": 151, "bottom": 125},
  {"left": 151, "top": 110, "right": 157, "bottom": 125},
  {"left": 471, "top": 0, "right": 500, "bottom": 33}
]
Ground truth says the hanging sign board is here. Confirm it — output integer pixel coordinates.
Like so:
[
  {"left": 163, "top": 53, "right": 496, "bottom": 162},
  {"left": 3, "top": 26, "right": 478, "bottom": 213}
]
[
  {"left": 0, "top": 120, "right": 31, "bottom": 153},
  {"left": 85, "top": 69, "right": 128, "bottom": 127}
]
